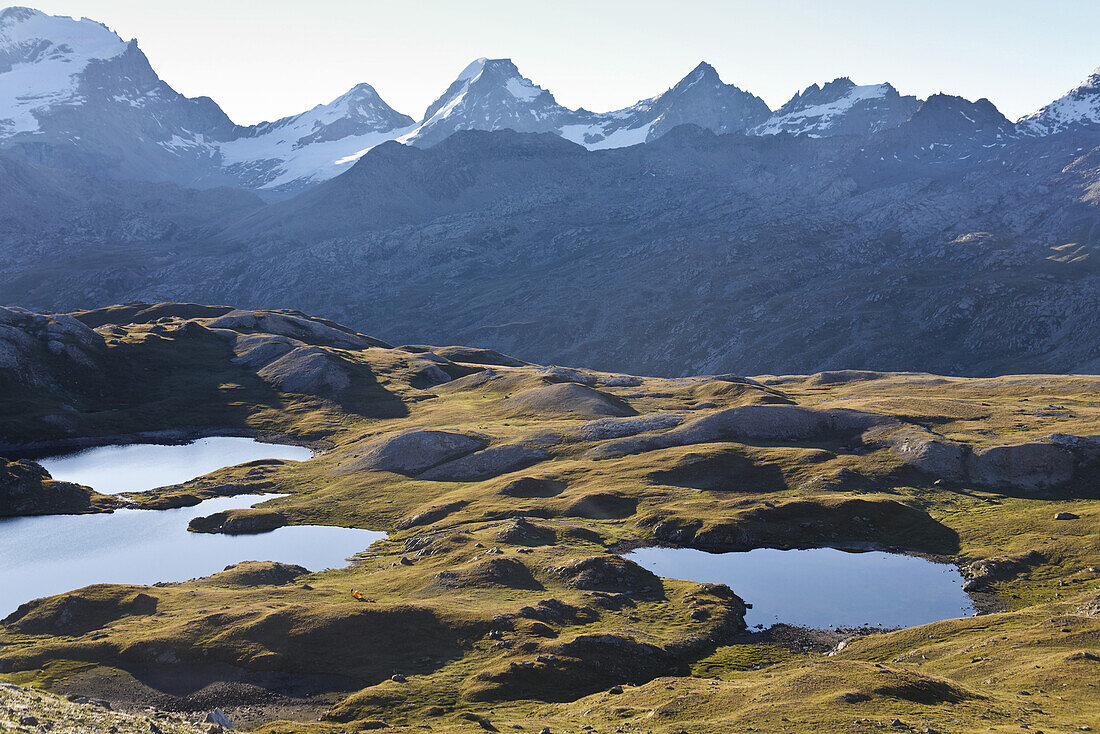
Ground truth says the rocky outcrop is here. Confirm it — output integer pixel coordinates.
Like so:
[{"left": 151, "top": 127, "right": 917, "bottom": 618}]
[
  {"left": 875, "top": 425, "right": 967, "bottom": 481},
  {"left": 563, "top": 492, "right": 638, "bottom": 519},
  {"left": 0, "top": 307, "right": 106, "bottom": 389},
  {"left": 422, "top": 345, "right": 525, "bottom": 367},
  {"left": 571, "top": 412, "right": 688, "bottom": 442},
  {"left": 208, "top": 561, "right": 310, "bottom": 586},
  {"left": 396, "top": 501, "right": 470, "bottom": 530},
  {"left": 188, "top": 509, "right": 287, "bottom": 534},
  {"left": 206, "top": 309, "right": 390, "bottom": 350},
  {"left": 340, "top": 430, "right": 487, "bottom": 475},
  {"left": 496, "top": 518, "right": 556, "bottom": 546},
  {"left": 961, "top": 550, "right": 1044, "bottom": 592},
  {"left": 418, "top": 443, "right": 550, "bottom": 482},
  {"left": 430, "top": 557, "right": 542, "bottom": 590},
  {"left": 497, "top": 477, "right": 565, "bottom": 498},
  {"left": 549, "top": 555, "right": 660, "bottom": 593},
  {"left": 0, "top": 458, "right": 108, "bottom": 517},
  {"left": 499, "top": 383, "right": 636, "bottom": 419},
  {"left": 588, "top": 405, "right": 890, "bottom": 459},
  {"left": 966, "top": 443, "right": 1076, "bottom": 491},
  {"left": 255, "top": 346, "right": 353, "bottom": 396}
]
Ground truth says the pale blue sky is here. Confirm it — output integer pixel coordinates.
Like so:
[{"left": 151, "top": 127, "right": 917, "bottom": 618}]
[{"left": 24, "top": 0, "right": 1100, "bottom": 125}]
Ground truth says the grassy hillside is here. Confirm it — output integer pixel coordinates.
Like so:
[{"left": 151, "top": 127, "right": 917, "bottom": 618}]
[{"left": 1, "top": 304, "right": 1097, "bottom": 733}]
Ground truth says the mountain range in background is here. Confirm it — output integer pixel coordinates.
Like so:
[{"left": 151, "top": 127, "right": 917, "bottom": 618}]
[
  {"left": 1, "top": 6, "right": 1099, "bottom": 196},
  {"left": 1, "top": 6, "right": 1099, "bottom": 379}
]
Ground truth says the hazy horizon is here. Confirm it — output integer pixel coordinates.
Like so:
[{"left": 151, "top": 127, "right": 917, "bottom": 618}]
[{"left": 17, "top": 0, "right": 1100, "bottom": 126}]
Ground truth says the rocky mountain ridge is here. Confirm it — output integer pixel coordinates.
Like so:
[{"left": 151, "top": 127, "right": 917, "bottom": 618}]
[{"left": 1, "top": 7, "right": 1097, "bottom": 194}]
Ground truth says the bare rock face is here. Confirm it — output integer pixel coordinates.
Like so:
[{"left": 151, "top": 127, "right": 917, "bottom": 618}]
[
  {"left": 188, "top": 509, "right": 287, "bottom": 535},
  {"left": 0, "top": 458, "right": 103, "bottom": 517},
  {"left": 967, "top": 443, "right": 1076, "bottom": 490},
  {"left": 880, "top": 426, "right": 967, "bottom": 481},
  {"left": 339, "top": 430, "right": 487, "bottom": 475},
  {"left": 0, "top": 307, "right": 106, "bottom": 389},
  {"left": 255, "top": 346, "right": 353, "bottom": 396},
  {"left": 206, "top": 309, "right": 389, "bottom": 350}
]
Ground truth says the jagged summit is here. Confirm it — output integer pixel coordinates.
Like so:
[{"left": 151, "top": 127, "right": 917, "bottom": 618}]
[
  {"left": 753, "top": 76, "right": 919, "bottom": 137},
  {"left": 1018, "top": 66, "right": 1100, "bottom": 135}
]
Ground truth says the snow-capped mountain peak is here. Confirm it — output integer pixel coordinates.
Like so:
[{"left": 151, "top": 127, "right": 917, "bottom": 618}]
[
  {"left": 753, "top": 76, "right": 918, "bottom": 137},
  {"left": 0, "top": 5, "right": 129, "bottom": 135},
  {"left": 219, "top": 82, "right": 414, "bottom": 192},
  {"left": 400, "top": 57, "right": 569, "bottom": 147},
  {"left": 1018, "top": 67, "right": 1100, "bottom": 135},
  {"left": 559, "top": 61, "right": 770, "bottom": 150}
]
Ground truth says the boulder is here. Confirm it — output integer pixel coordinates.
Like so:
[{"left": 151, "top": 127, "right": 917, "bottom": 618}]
[{"left": 339, "top": 430, "right": 487, "bottom": 475}]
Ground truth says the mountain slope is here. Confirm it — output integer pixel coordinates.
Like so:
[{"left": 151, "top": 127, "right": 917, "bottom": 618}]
[
  {"left": 559, "top": 62, "right": 770, "bottom": 149},
  {"left": 1019, "top": 67, "right": 1100, "bottom": 135},
  {"left": 398, "top": 58, "right": 577, "bottom": 149},
  {"left": 220, "top": 83, "right": 414, "bottom": 192},
  {"left": 7, "top": 123, "right": 1099, "bottom": 378}
]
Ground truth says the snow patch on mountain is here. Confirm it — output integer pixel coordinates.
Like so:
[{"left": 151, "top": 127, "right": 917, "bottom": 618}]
[
  {"left": 218, "top": 82, "right": 413, "bottom": 190},
  {"left": 1018, "top": 67, "right": 1100, "bottom": 135},
  {"left": 397, "top": 58, "right": 570, "bottom": 148},
  {"left": 0, "top": 6, "right": 127, "bottom": 135},
  {"left": 754, "top": 79, "right": 893, "bottom": 136}
]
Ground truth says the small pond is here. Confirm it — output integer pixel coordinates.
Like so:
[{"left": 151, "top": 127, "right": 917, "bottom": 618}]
[
  {"left": 0, "top": 494, "right": 384, "bottom": 616},
  {"left": 624, "top": 546, "right": 975, "bottom": 630},
  {"left": 37, "top": 436, "right": 314, "bottom": 494}
]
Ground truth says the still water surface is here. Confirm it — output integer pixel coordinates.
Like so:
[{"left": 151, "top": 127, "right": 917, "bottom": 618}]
[
  {"left": 0, "top": 494, "right": 384, "bottom": 616},
  {"left": 1, "top": 439, "right": 379, "bottom": 616},
  {"left": 625, "top": 546, "right": 975, "bottom": 629},
  {"left": 38, "top": 437, "right": 314, "bottom": 494}
]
